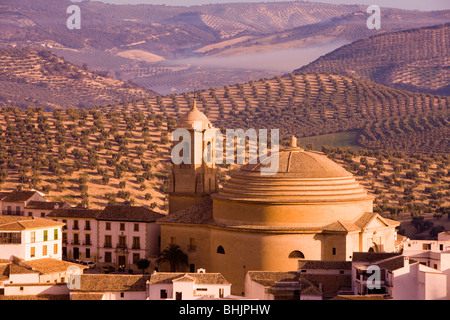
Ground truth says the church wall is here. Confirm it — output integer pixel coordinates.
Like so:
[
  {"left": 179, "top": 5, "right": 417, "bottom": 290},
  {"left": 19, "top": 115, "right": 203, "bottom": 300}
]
[
  {"left": 159, "top": 224, "right": 211, "bottom": 272},
  {"left": 360, "top": 227, "right": 397, "bottom": 253},
  {"left": 209, "top": 228, "right": 327, "bottom": 295},
  {"left": 213, "top": 198, "right": 373, "bottom": 227}
]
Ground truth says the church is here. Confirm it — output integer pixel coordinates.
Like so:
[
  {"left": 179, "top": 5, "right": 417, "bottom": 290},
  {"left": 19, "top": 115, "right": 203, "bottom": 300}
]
[{"left": 158, "top": 104, "right": 400, "bottom": 295}]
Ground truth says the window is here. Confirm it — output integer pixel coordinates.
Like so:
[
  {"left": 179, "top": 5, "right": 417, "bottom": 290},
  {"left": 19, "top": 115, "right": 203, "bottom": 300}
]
[
  {"left": 104, "top": 252, "right": 112, "bottom": 263},
  {"left": 332, "top": 248, "right": 337, "bottom": 256},
  {"left": 190, "top": 264, "right": 195, "bottom": 272},
  {"left": 120, "top": 292, "right": 124, "bottom": 298},
  {"left": 134, "top": 223, "right": 139, "bottom": 232},
  {"left": 118, "top": 236, "right": 126, "bottom": 248},
  {"left": 86, "top": 248, "right": 90, "bottom": 259},
  {"left": 41, "top": 212, "right": 45, "bottom": 218},
  {"left": 133, "top": 253, "right": 140, "bottom": 264},
  {"left": 339, "top": 270, "right": 345, "bottom": 275},
  {"left": 160, "top": 289, "right": 168, "bottom": 299},
  {"left": 132, "top": 237, "right": 140, "bottom": 249},
  {"left": 85, "top": 234, "right": 91, "bottom": 245},
  {"left": 120, "top": 223, "right": 125, "bottom": 231},
  {"left": 106, "top": 222, "right": 111, "bottom": 231},
  {"left": 85, "top": 221, "right": 91, "bottom": 230},
  {"left": 73, "top": 220, "right": 79, "bottom": 230},
  {"left": 423, "top": 244, "right": 431, "bottom": 250},
  {"left": 43, "top": 230, "right": 48, "bottom": 241},
  {"left": 171, "top": 237, "right": 176, "bottom": 245},
  {"left": 28, "top": 212, "right": 32, "bottom": 217},
  {"left": 288, "top": 250, "right": 305, "bottom": 259},
  {"left": 30, "top": 247, "right": 35, "bottom": 258},
  {"left": 196, "top": 288, "right": 207, "bottom": 291},
  {"left": 188, "top": 238, "right": 196, "bottom": 251},
  {"left": 104, "top": 235, "right": 112, "bottom": 248},
  {"left": 217, "top": 246, "right": 225, "bottom": 254},
  {"left": 54, "top": 244, "right": 58, "bottom": 255},
  {"left": 43, "top": 245, "right": 47, "bottom": 256},
  {"left": 54, "top": 229, "right": 58, "bottom": 240},
  {"left": 440, "top": 244, "right": 444, "bottom": 251},
  {"left": 73, "top": 234, "right": 79, "bottom": 245},
  {"left": 30, "top": 232, "right": 36, "bottom": 243}
]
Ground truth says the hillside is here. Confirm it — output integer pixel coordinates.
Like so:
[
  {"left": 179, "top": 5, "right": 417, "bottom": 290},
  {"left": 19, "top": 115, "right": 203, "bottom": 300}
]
[
  {"left": 324, "top": 147, "right": 449, "bottom": 240},
  {"left": 0, "top": 48, "right": 155, "bottom": 109},
  {"left": 97, "top": 72, "right": 450, "bottom": 154},
  {"left": 2, "top": 0, "right": 449, "bottom": 94},
  {"left": 295, "top": 23, "right": 450, "bottom": 96},
  {"left": 0, "top": 106, "right": 446, "bottom": 239}
]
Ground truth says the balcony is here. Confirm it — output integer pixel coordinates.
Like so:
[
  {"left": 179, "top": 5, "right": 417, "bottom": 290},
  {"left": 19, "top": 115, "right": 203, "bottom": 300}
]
[
  {"left": 2, "top": 210, "right": 24, "bottom": 216},
  {"left": 104, "top": 243, "right": 112, "bottom": 248},
  {"left": 116, "top": 244, "right": 128, "bottom": 249},
  {"left": 71, "top": 241, "right": 80, "bottom": 245},
  {"left": 83, "top": 241, "right": 92, "bottom": 246},
  {"left": 132, "top": 244, "right": 141, "bottom": 250},
  {"left": 187, "top": 245, "right": 197, "bottom": 252}
]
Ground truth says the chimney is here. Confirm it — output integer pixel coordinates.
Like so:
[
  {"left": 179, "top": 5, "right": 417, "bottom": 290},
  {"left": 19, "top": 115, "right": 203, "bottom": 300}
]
[{"left": 403, "top": 256, "right": 409, "bottom": 267}]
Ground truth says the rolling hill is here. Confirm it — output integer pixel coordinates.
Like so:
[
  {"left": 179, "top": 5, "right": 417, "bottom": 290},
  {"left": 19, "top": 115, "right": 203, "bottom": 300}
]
[
  {"left": 2, "top": 0, "right": 449, "bottom": 95},
  {"left": 295, "top": 23, "right": 450, "bottom": 96},
  {"left": 0, "top": 48, "right": 155, "bottom": 109}
]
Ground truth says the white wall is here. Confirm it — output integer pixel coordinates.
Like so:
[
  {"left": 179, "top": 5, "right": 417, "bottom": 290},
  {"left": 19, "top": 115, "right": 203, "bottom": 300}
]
[{"left": 4, "top": 283, "right": 69, "bottom": 296}]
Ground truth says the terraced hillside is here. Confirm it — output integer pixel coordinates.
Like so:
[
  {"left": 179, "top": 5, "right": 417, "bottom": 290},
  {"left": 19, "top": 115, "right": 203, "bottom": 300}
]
[
  {"left": 0, "top": 106, "right": 173, "bottom": 211},
  {"left": 0, "top": 48, "right": 155, "bottom": 109},
  {"left": 295, "top": 24, "right": 450, "bottom": 96},
  {"left": 324, "top": 147, "right": 449, "bottom": 240},
  {"left": 3, "top": 0, "right": 449, "bottom": 95},
  {"left": 95, "top": 72, "right": 449, "bottom": 154}
]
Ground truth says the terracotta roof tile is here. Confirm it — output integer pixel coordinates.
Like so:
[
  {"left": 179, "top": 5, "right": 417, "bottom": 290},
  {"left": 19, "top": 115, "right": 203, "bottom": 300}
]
[
  {"left": 25, "top": 201, "right": 71, "bottom": 210},
  {"left": 72, "top": 275, "right": 150, "bottom": 292},
  {"left": 97, "top": 205, "right": 164, "bottom": 222},
  {"left": 47, "top": 208, "right": 102, "bottom": 219},
  {"left": 22, "top": 258, "right": 87, "bottom": 274},
  {"left": 149, "top": 272, "right": 230, "bottom": 285}
]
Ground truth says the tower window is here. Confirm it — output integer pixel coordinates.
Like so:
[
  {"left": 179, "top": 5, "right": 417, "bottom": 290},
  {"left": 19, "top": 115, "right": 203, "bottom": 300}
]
[
  {"left": 288, "top": 250, "right": 305, "bottom": 259},
  {"left": 332, "top": 248, "right": 336, "bottom": 255},
  {"left": 217, "top": 246, "right": 225, "bottom": 254}
]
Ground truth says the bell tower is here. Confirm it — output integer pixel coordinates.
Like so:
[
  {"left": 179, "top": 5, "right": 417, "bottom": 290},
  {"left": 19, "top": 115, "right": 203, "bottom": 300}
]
[{"left": 168, "top": 100, "right": 219, "bottom": 214}]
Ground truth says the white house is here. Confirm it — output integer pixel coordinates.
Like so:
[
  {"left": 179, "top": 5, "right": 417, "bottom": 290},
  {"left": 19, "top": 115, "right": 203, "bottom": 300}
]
[
  {"left": 0, "top": 216, "right": 65, "bottom": 261},
  {"left": 0, "top": 257, "right": 86, "bottom": 298},
  {"left": 147, "top": 270, "right": 231, "bottom": 300},
  {"left": 352, "top": 252, "right": 447, "bottom": 300},
  {"left": 47, "top": 207, "right": 102, "bottom": 262},
  {"left": 402, "top": 232, "right": 450, "bottom": 299},
  {"left": 0, "top": 190, "right": 46, "bottom": 216},
  {"left": 96, "top": 205, "right": 163, "bottom": 272}
]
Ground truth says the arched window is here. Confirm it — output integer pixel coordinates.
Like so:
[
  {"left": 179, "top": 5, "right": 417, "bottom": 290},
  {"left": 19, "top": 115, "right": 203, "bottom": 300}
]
[
  {"left": 288, "top": 250, "right": 305, "bottom": 259},
  {"left": 217, "top": 246, "right": 225, "bottom": 254}
]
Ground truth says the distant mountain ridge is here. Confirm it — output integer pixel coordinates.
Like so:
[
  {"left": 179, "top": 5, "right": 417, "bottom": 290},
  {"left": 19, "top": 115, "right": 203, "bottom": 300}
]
[
  {"left": 294, "top": 23, "right": 450, "bottom": 96},
  {"left": 0, "top": 48, "right": 156, "bottom": 109}
]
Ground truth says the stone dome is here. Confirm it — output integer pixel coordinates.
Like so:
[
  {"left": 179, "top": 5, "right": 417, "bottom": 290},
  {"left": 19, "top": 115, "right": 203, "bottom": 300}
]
[
  {"left": 214, "top": 145, "right": 371, "bottom": 204},
  {"left": 176, "top": 101, "right": 213, "bottom": 130}
]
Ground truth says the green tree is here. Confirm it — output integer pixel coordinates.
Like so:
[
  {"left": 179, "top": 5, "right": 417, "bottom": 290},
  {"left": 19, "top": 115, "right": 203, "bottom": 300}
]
[
  {"left": 136, "top": 259, "right": 151, "bottom": 274},
  {"left": 156, "top": 244, "right": 188, "bottom": 272}
]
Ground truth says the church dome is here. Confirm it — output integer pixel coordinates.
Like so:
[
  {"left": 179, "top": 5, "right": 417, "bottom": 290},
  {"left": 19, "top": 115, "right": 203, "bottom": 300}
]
[
  {"left": 176, "top": 101, "right": 213, "bottom": 130},
  {"left": 214, "top": 145, "right": 370, "bottom": 204},
  {"left": 212, "top": 139, "right": 373, "bottom": 226}
]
